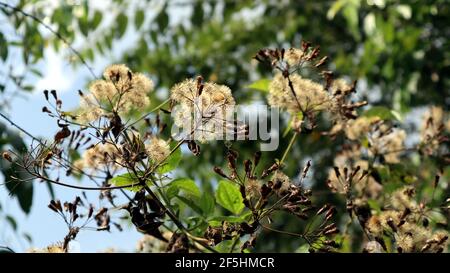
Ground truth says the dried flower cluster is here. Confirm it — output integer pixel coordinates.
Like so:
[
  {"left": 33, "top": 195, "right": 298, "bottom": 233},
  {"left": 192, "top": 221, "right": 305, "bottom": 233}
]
[
  {"left": 79, "top": 64, "right": 154, "bottom": 123},
  {"left": 170, "top": 76, "right": 238, "bottom": 142},
  {"left": 256, "top": 42, "right": 367, "bottom": 132}
]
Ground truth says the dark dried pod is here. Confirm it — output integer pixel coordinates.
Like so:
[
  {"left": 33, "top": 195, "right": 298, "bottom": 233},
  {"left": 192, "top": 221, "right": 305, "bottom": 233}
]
[
  {"left": 48, "top": 200, "right": 59, "bottom": 213},
  {"left": 325, "top": 206, "right": 336, "bottom": 221},
  {"left": 317, "top": 204, "right": 330, "bottom": 215},
  {"left": 253, "top": 151, "right": 262, "bottom": 168},
  {"left": 88, "top": 205, "right": 94, "bottom": 218},
  {"left": 301, "top": 41, "right": 311, "bottom": 52},
  {"left": 314, "top": 56, "right": 328, "bottom": 67},
  {"left": 323, "top": 227, "right": 339, "bottom": 235},
  {"left": 260, "top": 184, "right": 272, "bottom": 199},
  {"left": 54, "top": 127, "right": 71, "bottom": 143},
  {"left": 438, "top": 235, "right": 448, "bottom": 245},
  {"left": 244, "top": 159, "right": 252, "bottom": 178},
  {"left": 50, "top": 89, "right": 57, "bottom": 100},
  {"left": 434, "top": 175, "right": 440, "bottom": 188},
  {"left": 421, "top": 243, "right": 431, "bottom": 252},
  {"left": 213, "top": 166, "right": 229, "bottom": 179},
  {"left": 43, "top": 89, "right": 49, "bottom": 100},
  {"left": 323, "top": 240, "right": 340, "bottom": 248},
  {"left": 239, "top": 222, "right": 258, "bottom": 235},
  {"left": 187, "top": 140, "right": 200, "bottom": 156},
  {"left": 387, "top": 218, "right": 397, "bottom": 232},
  {"left": 261, "top": 163, "right": 279, "bottom": 179},
  {"left": 2, "top": 151, "right": 12, "bottom": 162},
  {"left": 333, "top": 167, "right": 341, "bottom": 178}
]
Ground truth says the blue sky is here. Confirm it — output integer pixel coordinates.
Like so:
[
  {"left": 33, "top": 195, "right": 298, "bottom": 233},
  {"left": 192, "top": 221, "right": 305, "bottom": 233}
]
[{"left": 0, "top": 0, "right": 174, "bottom": 252}]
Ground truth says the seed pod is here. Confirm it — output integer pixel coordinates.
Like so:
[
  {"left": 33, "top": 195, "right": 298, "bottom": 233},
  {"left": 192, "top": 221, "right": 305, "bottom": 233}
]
[
  {"left": 438, "top": 235, "right": 448, "bottom": 245},
  {"left": 244, "top": 159, "right": 252, "bottom": 178},
  {"left": 333, "top": 167, "right": 341, "bottom": 178},
  {"left": 253, "top": 151, "right": 262, "bottom": 168},
  {"left": 261, "top": 163, "right": 279, "bottom": 178},
  {"left": 227, "top": 153, "right": 237, "bottom": 171},
  {"left": 260, "top": 184, "right": 272, "bottom": 199},
  {"left": 43, "top": 90, "right": 49, "bottom": 100},
  {"left": 434, "top": 175, "right": 440, "bottom": 188},
  {"left": 50, "top": 89, "right": 57, "bottom": 100},
  {"left": 325, "top": 206, "right": 336, "bottom": 220},
  {"left": 317, "top": 204, "right": 330, "bottom": 215},
  {"left": 314, "top": 56, "right": 328, "bottom": 67},
  {"left": 2, "top": 151, "right": 12, "bottom": 162},
  {"left": 323, "top": 223, "right": 336, "bottom": 233},
  {"left": 387, "top": 218, "right": 397, "bottom": 232},
  {"left": 213, "top": 166, "right": 229, "bottom": 179},
  {"left": 323, "top": 240, "right": 340, "bottom": 248},
  {"left": 323, "top": 227, "right": 339, "bottom": 235}
]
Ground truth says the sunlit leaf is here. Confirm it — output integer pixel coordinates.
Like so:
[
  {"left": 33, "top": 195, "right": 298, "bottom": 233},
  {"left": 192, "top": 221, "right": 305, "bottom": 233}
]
[{"left": 215, "top": 180, "right": 244, "bottom": 215}]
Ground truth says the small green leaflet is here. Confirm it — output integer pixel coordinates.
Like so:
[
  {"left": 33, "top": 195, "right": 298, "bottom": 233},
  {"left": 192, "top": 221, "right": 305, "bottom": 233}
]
[
  {"left": 246, "top": 79, "right": 271, "bottom": 93},
  {"left": 362, "top": 106, "right": 402, "bottom": 121},
  {"left": 167, "top": 178, "right": 200, "bottom": 199},
  {"left": 157, "top": 146, "right": 182, "bottom": 174},
  {"left": 215, "top": 180, "right": 245, "bottom": 215},
  {"left": 109, "top": 172, "right": 151, "bottom": 192}
]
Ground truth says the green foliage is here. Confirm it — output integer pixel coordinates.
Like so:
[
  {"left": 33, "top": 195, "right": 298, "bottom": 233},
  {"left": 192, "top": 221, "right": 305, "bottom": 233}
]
[
  {"left": 246, "top": 79, "right": 271, "bottom": 93},
  {"left": 157, "top": 146, "right": 181, "bottom": 174},
  {"left": 109, "top": 172, "right": 151, "bottom": 192},
  {"left": 215, "top": 180, "right": 244, "bottom": 215},
  {"left": 362, "top": 106, "right": 402, "bottom": 121},
  {"left": 167, "top": 178, "right": 200, "bottom": 199}
]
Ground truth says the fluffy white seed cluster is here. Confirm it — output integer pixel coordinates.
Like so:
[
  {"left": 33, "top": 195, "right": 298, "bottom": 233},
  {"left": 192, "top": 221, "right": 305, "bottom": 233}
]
[
  {"left": 284, "top": 48, "right": 305, "bottom": 67},
  {"left": 268, "top": 73, "right": 330, "bottom": 114},
  {"left": 74, "top": 143, "right": 122, "bottom": 172},
  {"left": 170, "top": 78, "right": 236, "bottom": 142},
  {"left": 145, "top": 137, "right": 171, "bottom": 163},
  {"left": 78, "top": 64, "right": 154, "bottom": 123},
  {"left": 368, "top": 125, "right": 406, "bottom": 163}
]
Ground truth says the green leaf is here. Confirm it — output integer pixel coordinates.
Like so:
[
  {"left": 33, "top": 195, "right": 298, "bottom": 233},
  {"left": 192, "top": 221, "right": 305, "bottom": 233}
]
[
  {"left": 176, "top": 195, "right": 203, "bottom": 215},
  {"left": 246, "top": 79, "right": 271, "bottom": 93},
  {"left": 78, "top": 16, "right": 89, "bottom": 37},
  {"left": 3, "top": 163, "right": 33, "bottom": 214},
  {"left": 296, "top": 244, "right": 310, "bottom": 253},
  {"left": 23, "top": 233, "right": 33, "bottom": 244},
  {"left": 6, "top": 215, "right": 17, "bottom": 230},
  {"left": 0, "top": 32, "right": 8, "bottom": 61},
  {"left": 168, "top": 178, "right": 200, "bottom": 199},
  {"left": 109, "top": 172, "right": 150, "bottom": 192},
  {"left": 362, "top": 106, "right": 401, "bottom": 121},
  {"left": 134, "top": 9, "right": 145, "bottom": 30},
  {"left": 367, "top": 199, "right": 381, "bottom": 213},
  {"left": 91, "top": 10, "right": 103, "bottom": 30},
  {"left": 191, "top": 2, "right": 204, "bottom": 27},
  {"left": 156, "top": 7, "right": 169, "bottom": 31},
  {"left": 116, "top": 13, "right": 128, "bottom": 38},
  {"left": 157, "top": 146, "right": 181, "bottom": 174},
  {"left": 199, "top": 193, "right": 215, "bottom": 216},
  {"left": 207, "top": 215, "right": 246, "bottom": 227},
  {"left": 215, "top": 180, "right": 244, "bottom": 215}
]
